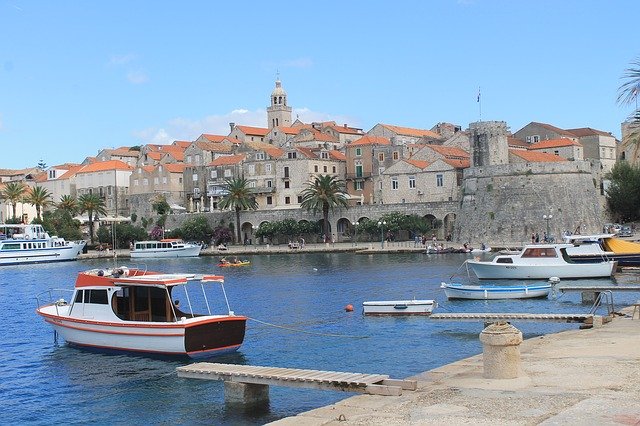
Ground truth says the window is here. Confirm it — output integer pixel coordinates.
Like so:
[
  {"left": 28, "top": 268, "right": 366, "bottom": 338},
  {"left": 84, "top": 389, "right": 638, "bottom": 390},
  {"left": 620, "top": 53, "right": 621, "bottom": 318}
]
[
  {"left": 265, "top": 164, "right": 272, "bottom": 173},
  {"left": 248, "top": 181, "right": 256, "bottom": 188},
  {"left": 248, "top": 164, "right": 255, "bottom": 175},
  {"left": 355, "top": 163, "right": 363, "bottom": 178},
  {"left": 355, "top": 148, "right": 362, "bottom": 156},
  {"left": 321, "top": 152, "right": 329, "bottom": 159},
  {"left": 195, "top": 154, "right": 201, "bottom": 164},
  {"left": 256, "top": 152, "right": 265, "bottom": 160},
  {"left": 192, "top": 173, "right": 198, "bottom": 182},
  {"left": 323, "top": 166, "right": 327, "bottom": 173},
  {"left": 266, "top": 179, "right": 272, "bottom": 188},
  {"left": 211, "top": 170, "right": 218, "bottom": 179},
  {"left": 314, "top": 165, "right": 318, "bottom": 172},
  {"left": 532, "top": 135, "right": 540, "bottom": 143},
  {"left": 284, "top": 181, "right": 290, "bottom": 188},
  {"left": 266, "top": 196, "right": 273, "bottom": 205},
  {"left": 284, "top": 167, "right": 290, "bottom": 178},
  {"left": 162, "top": 177, "right": 167, "bottom": 184},
  {"left": 436, "top": 174, "right": 443, "bottom": 187},
  {"left": 224, "top": 169, "right": 232, "bottom": 177},
  {"left": 187, "top": 155, "right": 192, "bottom": 163},
  {"left": 378, "top": 153, "right": 385, "bottom": 161},
  {"left": 153, "top": 177, "right": 159, "bottom": 185},
  {"left": 285, "top": 196, "right": 291, "bottom": 204},
  {"left": 88, "top": 289, "right": 108, "bottom": 304},
  {"left": 409, "top": 176, "right": 416, "bottom": 188},
  {"left": 392, "top": 151, "right": 399, "bottom": 160},
  {"left": 392, "top": 177, "right": 399, "bottom": 190},
  {"left": 354, "top": 181, "right": 363, "bottom": 191},
  {"left": 297, "top": 195, "right": 303, "bottom": 203},
  {"left": 332, "top": 166, "right": 336, "bottom": 173},
  {"left": 134, "top": 179, "right": 139, "bottom": 186},
  {"left": 179, "top": 177, "right": 183, "bottom": 184},
  {"left": 143, "top": 178, "right": 148, "bottom": 186},
  {"left": 287, "top": 152, "right": 297, "bottom": 159}
]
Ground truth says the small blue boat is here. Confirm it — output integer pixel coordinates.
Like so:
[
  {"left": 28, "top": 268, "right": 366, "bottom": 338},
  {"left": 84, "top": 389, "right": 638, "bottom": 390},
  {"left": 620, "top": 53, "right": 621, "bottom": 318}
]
[{"left": 440, "top": 282, "right": 552, "bottom": 300}]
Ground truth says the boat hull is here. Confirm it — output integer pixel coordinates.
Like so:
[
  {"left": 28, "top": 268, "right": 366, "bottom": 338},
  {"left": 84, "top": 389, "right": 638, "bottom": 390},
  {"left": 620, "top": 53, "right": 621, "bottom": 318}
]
[
  {"left": 38, "top": 308, "right": 246, "bottom": 358},
  {"left": 362, "top": 300, "right": 437, "bottom": 316},
  {"left": 130, "top": 246, "right": 201, "bottom": 258},
  {"left": 0, "top": 244, "right": 84, "bottom": 266},
  {"left": 466, "top": 261, "right": 615, "bottom": 279},
  {"left": 442, "top": 283, "right": 551, "bottom": 300}
]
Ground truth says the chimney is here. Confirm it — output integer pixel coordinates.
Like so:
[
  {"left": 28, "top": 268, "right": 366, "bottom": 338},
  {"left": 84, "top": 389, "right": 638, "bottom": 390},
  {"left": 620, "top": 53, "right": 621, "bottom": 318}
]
[
  {"left": 229, "top": 122, "right": 235, "bottom": 133},
  {"left": 344, "top": 124, "right": 347, "bottom": 128}
]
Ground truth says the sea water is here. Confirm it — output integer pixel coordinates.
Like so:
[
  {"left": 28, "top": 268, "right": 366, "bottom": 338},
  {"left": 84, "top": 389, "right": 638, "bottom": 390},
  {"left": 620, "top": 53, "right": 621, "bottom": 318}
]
[{"left": 2, "top": 253, "right": 636, "bottom": 425}]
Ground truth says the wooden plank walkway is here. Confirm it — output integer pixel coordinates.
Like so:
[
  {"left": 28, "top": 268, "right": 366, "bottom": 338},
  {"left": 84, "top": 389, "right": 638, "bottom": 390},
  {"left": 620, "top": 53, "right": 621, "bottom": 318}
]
[
  {"left": 556, "top": 285, "right": 640, "bottom": 292},
  {"left": 429, "top": 313, "right": 593, "bottom": 323},
  {"left": 176, "top": 362, "right": 417, "bottom": 396}
]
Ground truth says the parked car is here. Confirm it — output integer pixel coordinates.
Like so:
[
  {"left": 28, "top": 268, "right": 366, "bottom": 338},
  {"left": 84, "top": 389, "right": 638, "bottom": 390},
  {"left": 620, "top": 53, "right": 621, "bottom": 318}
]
[{"left": 618, "top": 226, "right": 633, "bottom": 237}]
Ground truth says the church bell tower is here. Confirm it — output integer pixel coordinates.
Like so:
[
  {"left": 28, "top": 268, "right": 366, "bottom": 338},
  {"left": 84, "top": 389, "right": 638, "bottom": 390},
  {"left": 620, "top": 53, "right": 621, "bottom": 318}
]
[{"left": 267, "top": 77, "right": 292, "bottom": 129}]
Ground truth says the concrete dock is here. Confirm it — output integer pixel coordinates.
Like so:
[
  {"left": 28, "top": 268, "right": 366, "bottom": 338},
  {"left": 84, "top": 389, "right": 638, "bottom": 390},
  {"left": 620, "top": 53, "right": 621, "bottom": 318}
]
[{"left": 270, "top": 306, "right": 640, "bottom": 425}]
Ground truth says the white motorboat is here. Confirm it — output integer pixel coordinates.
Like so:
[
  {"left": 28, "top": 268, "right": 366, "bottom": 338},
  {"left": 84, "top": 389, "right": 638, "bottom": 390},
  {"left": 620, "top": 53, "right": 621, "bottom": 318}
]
[
  {"left": 0, "top": 223, "right": 85, "bottom": 266},
  {"left": 563, "top": 233, "right": 640, "bottom": 266},
  {"left": 465, "top": 243, "right": 616, "bottom": 279},
  {"left": 440, "top": 281, "right": 552, "bottom": 300},
  {"left": 36, "top": 266, "right": 246, "bottom": 358},
  {"left": 131, "top": 238, "right": 201, "bottom": 258},
  {"left": 362, "top": 299, "right": 437, "bottom": 316}
]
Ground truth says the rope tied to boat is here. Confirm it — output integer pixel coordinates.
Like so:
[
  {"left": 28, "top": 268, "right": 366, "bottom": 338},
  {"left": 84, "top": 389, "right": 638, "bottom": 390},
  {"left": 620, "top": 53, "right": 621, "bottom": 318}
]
[{"left": 247, "top": 317, "right": 370, "bottom": 339}]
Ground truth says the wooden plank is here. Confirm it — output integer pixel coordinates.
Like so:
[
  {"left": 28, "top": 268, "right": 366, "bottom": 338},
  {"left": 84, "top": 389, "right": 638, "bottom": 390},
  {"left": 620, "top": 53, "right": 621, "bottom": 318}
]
[
  {"left": 364, "top": 384, "right": 403, "bottom": 396},
  {"left": 381, "top": 379, "right": 418, "bottom": 391}
]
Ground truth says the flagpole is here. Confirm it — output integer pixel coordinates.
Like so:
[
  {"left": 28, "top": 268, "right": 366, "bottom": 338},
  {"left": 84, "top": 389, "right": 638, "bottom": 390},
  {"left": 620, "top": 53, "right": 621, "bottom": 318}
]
[{"left": 478, "top": 86, "right": 482, "bottom": 121}]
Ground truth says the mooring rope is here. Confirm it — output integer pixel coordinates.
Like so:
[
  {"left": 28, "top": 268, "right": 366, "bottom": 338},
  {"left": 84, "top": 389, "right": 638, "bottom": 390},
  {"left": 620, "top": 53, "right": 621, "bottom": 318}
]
[{"left": 247, "top": 317, "right": 370, "bottom": 339}]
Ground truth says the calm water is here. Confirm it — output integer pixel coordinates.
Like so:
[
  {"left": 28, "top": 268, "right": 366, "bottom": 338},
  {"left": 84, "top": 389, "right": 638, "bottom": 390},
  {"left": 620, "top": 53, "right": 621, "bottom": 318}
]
[{"left": 2, "top": 253, "right": 638, "bottom": 425}]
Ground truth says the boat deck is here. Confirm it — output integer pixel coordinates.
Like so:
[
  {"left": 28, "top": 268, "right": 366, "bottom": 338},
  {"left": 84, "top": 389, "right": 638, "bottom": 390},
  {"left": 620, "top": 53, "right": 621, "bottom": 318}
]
[{"left": 177, "top": 362, "right": 417, "bottom": 396}]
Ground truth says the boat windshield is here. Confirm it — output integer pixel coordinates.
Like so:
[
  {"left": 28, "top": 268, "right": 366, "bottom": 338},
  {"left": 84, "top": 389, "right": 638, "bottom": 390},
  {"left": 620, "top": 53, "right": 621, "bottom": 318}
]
[{"left": 521, "top": 247, "right": 557, "bottom": 258}]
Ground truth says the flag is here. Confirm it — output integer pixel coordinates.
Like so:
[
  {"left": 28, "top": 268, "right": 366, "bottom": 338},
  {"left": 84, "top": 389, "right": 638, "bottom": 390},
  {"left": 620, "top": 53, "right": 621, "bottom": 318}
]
[{"left": 477, "top": 88, "right": 481, "bottom": 103}]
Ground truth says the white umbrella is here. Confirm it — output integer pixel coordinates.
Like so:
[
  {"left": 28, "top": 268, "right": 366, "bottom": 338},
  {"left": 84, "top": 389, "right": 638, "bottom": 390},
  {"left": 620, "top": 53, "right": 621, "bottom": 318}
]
[{"left": 170, "top": 204, "right": 187, "bottom": 211}]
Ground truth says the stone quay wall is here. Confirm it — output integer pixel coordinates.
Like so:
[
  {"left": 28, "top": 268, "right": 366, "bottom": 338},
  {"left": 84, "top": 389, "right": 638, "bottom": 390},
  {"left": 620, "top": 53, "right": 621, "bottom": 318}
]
[{"left": 456, "top": 160, "right": 607, "bottom": 245}]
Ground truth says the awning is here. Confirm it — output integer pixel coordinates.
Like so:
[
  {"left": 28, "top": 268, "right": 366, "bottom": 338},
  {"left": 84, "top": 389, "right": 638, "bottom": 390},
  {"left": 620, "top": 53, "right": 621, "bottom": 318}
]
[{"left": 170, "top": 204, "right": 187, "bottom": 211}]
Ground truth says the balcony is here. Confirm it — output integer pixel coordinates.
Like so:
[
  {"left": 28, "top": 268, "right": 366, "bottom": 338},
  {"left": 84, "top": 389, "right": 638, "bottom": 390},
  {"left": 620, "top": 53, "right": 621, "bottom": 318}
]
[
  {"left": 345, "top": 172, "right": 371, "bottom": 180},
  {"left": 250, "top": 186, "right": 275, "bottom": 194}
]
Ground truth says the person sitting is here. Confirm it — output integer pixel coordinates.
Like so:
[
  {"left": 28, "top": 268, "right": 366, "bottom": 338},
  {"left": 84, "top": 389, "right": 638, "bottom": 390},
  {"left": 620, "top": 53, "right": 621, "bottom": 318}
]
[
  {"left": 220, "top": 257, "right": 228, "bottom": 264},
  {"left": 232, "top": 256, "right": 239, "bottom": 264}
]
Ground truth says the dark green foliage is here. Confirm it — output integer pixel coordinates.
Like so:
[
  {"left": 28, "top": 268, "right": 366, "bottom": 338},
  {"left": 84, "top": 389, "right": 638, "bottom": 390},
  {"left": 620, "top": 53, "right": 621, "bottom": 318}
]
[
  {"left": 218, "top": 177, "right": 258, "bottom": 243},
  {"left": 606, "top": 161, "right": 640, "bottom": 221},
  {"left": 300, "top": 174, "right": 349, "bottom": 239},
  {"left": 171, "top": 215, "right": 213, "bottom": 242},
  {"left": 212, "top": 226, "right": 233, "bottom": 245},
  {"left": 41, "top": 210, "right": 83, "bottom": 240},
  {"left": 97, "top": 223, "right": 148, "bottom": 248}
]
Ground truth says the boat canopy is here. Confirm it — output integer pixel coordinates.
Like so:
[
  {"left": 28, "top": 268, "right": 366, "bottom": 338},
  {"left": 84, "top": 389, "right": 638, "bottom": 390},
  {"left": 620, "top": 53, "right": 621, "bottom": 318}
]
[
  {"left": 75, "top": 268, "right": 225, "bottom": 288},
  {"left": 602, "top": 237, "right": 640, "bottom": 254}
]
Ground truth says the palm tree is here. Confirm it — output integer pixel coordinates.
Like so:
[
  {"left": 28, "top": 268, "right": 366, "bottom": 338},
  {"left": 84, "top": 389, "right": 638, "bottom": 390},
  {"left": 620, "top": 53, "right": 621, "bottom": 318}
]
[
  {"left": 25, "top": 185, "right": 51, "bottom": 220},
  {"left": 618, "top": 57, "right": 640, "bottom": 159},
  {"left": 57, "top": 195, "right": 79, "bottom": 215},
  {"left": 78, "top": 193, "right": 107, "bottom": 244},
  {"left": 1, "top": 181, "right": 27, "bottom": 220},
  {"left": 300, "top": 174, "right": 348, "bottom": 242},
  {"left": 218, "top": 177, "right": 258, "bottom": 243}
]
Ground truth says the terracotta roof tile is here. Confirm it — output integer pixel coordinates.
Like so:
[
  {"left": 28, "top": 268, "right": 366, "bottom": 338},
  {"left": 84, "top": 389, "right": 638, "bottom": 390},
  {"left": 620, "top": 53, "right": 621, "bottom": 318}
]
[
  {"left": 508, "top": 137, "right": 529, "bottom": 148},
  {"left": 109, "top": 147, "right": 140, "bottom": 157},
  {"left": 146, "top": 152, "right": 163, "bottom": 161},
  {"left": 509, "top": 149, "right": 567, "bottom": 162},
  {"left": 424, "top": 145, "right": 470, "bottom": 159},
  {"left": 195, "top": 141, "right": 233, "bottom": 152},
  {"left": 201, "top": 134, "right": 227, "bottom": 142},
  {"left": 327, "top": 124, "right": 363, "bottom": 135},
  {"left": 245, "top": 141, "right": 285, "bottom": 158},
  {"left": 329, "top": 150, "right": 346, "bottom": 161},
  {"left": 441, "top": 158, "right": 470, "bottom": 168},
  {"left": 295, "top": 147, "right": 316, "bottom": 159},
  {"left": 566, "top": 127, "right": 614, "bottom": 138},
  {"left": 235, "top": 125, "right": 270, "bottom": 136},
  {"left": 58, "top": 165, "right": 84, "bottom": 180},
  {"left": 163, "top": 163, "right": 186, "bottom": 173},
  {"left": 142, "top": 165, "right": 154, "bottom": 173},
  {"left": 173, "top": 140, "right": 192, "bottom": 148},
  {"left": 276, "top": 126, "right": 303, "bottom": 135},
  {"left": 528, "top": 122, "right": 577, "bottom": 138},
  {"left": 380, "top": 124, "right": 442, "bottom": 139},
  {"left": 209, "top": 154, "right": 246, "bottom": 166},
  {"left": 529, "top": 138, "right": 582, "bottom": 150},
  {"left": 77, "top": 160, "right": 134, "bottom": 174},
  {"left": 405, "top": 159, "right": 429, "bottom": 169},
  {"left": 351, "top": 135, "right": 391, "bottom": 146}
]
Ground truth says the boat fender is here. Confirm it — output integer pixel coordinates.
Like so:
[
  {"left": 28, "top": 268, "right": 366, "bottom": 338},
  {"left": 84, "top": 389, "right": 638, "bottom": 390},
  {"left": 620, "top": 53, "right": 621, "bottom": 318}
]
[
  {"left": 55, "top": 298, "right": 67, "bottom": 306},
  {"left": 97, "top": 270, "right": 104, "bottom": 277},
  {"left": 345, "top": 304, "right": 354, "bottom": 312},
  {"left": 548, "top": 277, "right": 561, "bottom": 285}
]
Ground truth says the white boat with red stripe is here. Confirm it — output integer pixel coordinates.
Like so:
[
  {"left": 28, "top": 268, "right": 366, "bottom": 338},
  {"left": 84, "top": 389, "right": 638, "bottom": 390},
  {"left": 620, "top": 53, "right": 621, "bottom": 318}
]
[{"left": 36, "top": 266, "right": 246, "bottom": 358}]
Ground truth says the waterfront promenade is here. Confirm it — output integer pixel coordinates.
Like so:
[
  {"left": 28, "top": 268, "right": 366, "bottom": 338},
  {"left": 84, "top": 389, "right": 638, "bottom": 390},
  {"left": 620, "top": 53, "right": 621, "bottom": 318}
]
[{"left": 270, "top": 309, "right": 640, "bottom": 425}]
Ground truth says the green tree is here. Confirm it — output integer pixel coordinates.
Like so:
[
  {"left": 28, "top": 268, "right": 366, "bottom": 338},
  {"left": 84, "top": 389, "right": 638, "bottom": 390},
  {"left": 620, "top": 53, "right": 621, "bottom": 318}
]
[
  {"left": 151, "top": 194, "right": 170, "bottom": 228},
  {"left": 41, "top": 210, "right": 83, "bottom": 240},
  {"left": 78, "top": 193, "right": 107, "bottom": 244},
  {"left": 300, "top": 174, "right": 348, "bottom": 241},
  {"left": 57, "top": 195, "right": 78, "bottom": 215},
  {"left": 618, "top": 57, "right": 640, "bottom": 157},
  {"left": 218, "top": 177, "right": 258, "bottom": 243},
  {"left": 25, "top": 185, "right": 51, "bottom": 220},
  {"left": 173, "top": 215, "right": 213, "bottom": 242},
  {"left": 1, "top": 181, "right": 27, "bottom": 220},
  {"left": 606, "top": 161, "right": 640, "bottom": 222}
]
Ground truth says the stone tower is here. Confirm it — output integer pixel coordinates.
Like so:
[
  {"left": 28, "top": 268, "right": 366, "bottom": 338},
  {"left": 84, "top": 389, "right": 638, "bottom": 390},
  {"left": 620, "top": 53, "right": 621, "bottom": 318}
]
[
  {"left": 267, "top": 77, "right": 292, "bottom": 129},
  {"left": 469, "top": 121, "right": 509, "bottom": 167}
]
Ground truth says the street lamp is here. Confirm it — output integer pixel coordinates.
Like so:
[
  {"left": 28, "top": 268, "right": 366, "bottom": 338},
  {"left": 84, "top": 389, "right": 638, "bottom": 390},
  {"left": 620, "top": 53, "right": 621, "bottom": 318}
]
[
  {"left": 378, "top": 220, "right": 386, "bottom": 249},
  {"left": 352, "top": 221, "right": 358, "bottom": 247},
  {"left": 543, "top": 214, "right": 553, "bottom": 242}
]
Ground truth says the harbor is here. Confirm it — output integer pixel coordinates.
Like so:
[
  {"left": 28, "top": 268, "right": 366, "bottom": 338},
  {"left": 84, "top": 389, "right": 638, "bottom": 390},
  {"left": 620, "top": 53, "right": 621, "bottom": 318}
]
[{"left": 5, "top": 251, "right": 640, "bottom": 424}]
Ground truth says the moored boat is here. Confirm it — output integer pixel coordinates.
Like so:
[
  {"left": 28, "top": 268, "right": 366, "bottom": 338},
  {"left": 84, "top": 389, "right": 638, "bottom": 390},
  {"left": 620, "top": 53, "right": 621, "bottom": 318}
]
[
  {"left": 362, "top": 299, "right": 437, "bottom": 316},
  {"left": 130, "top": 239, "right": 201, "bottom": 258},
  {"left": 465, "top": 243, "right": 616, "bottom": 279},
  {"left": 218, "top": 260, "right": 251, "bottom": 267},
  {"left": 564, "top": 233, "right": 640, "bottom": 266},
  {"left": 36, "top": 267, "right": 246, "bottom": 358},
  {"left": 440, "top": 281, "right": 552, "bottom": 300},
  {"left": 0, "top": 223, "right": 85, "bottom": 266}
]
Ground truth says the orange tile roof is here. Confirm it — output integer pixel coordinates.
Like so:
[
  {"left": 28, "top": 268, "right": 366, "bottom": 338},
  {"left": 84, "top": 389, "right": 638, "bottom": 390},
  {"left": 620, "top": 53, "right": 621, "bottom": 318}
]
[
  {"left": 200, "top": 134, "right": 227, "bottom": 142},
  {"left": 509, "top": 149, "right": 567, "bottom": 163},
  {"left": 380, "top": 124, "right": 442, "bottom": 139},
  {"left": 195, "top": 141, "right": 233, "bottom": 152},
  {"left": 34, "top": 172, "right": 48, "bottom": 183},
  {"left": 329, "top": 150, "right": 346, "bottom": 161},
  {"left": 235, "top": 125, "right": 270, "bottom": 136},
  {"left": 50, "top": 162, "right": 81, "bottom": 169},
  {"left": 144, "top": 144, "right": 163, "bottom": 152},
  {"left": 142, "top": 165, "right": 154, "bottom": 173},
  {"left": 441, "top": 158, "right": 470, "bottom": 168},
  {"left": 351, "top": 135, "right": 391, "bottom": 146},
  {"left": 276, "top": 126, "right": 303, "bottom": 135},
  {"left": 245, "top": 141, "right": 285, "bottom": 158},
  {"left": 405, "top": 159, "right": 429, "bottom": 169},
  {"left": 165, "top": 151, "right": 184, "bottom": 162},
  {"left": 295, "top": 147, "right": 316, "bottom": 159},
  {"left": 58, "top": 165, "right": 84, "bottom": 180},
  {"left": 109, "top": 147, "right": 140, "bottom": 157},
  {"left": 507, "top": 137, "right": 529, "bottom": 148},
  {"left": 146, "top": 152, "right": 163, "bottom": 161},
  {"left": 529, "top": 138, "right": 582, "bottom": 150},
  {"left": 163, "top": 163, "right": 186, "bottom": 173},
  {"left": 209, "top": 154, "right": 246, "bottom": 166},
  {"left": 77, "top": 160, "right": 134, "bottom": 174},
  {"left": 173, "top": 140, "right": 192, "bottom": 148},
  {"left": 423, "top": 145, "right": 470, "bottom": 159},
  {"left": 566, "top": 127, "right": 613, "bottom": 137}
]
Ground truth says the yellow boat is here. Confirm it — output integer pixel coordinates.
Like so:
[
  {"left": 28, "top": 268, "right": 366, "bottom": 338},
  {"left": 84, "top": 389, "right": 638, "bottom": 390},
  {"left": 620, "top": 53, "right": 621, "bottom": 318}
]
[{"left": 218, "top": 260, "right": 251, "bottom": 267}]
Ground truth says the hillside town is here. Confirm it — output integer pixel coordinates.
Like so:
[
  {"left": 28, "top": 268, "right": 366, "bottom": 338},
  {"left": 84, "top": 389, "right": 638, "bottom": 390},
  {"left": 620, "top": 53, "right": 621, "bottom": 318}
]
[{"left": 1, "top": 78, "right": 638, "bottom": 244}]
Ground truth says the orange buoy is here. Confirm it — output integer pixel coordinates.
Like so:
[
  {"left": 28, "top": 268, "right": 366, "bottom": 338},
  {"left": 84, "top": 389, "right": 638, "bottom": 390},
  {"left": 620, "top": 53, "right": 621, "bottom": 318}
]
[{"left": 345, "top": 304, "right": 354, "bottom": 312}]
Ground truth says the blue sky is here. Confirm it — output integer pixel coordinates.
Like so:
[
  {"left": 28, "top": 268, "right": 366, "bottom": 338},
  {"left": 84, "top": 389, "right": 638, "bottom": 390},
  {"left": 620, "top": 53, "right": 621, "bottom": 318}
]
[{"left": 1, "top": 0, "right": 639, "bottom": 170}]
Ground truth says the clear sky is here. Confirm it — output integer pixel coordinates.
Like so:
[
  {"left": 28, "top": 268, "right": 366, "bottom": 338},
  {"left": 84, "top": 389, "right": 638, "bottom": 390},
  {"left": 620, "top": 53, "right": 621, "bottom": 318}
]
[{"left": 1, "top": 0, "right": 639, "bottom": 170}]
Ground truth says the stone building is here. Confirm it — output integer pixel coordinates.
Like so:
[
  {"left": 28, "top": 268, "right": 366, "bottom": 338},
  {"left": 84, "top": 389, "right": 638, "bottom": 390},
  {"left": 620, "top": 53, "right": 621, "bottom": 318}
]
[
  {"left": 367, "top": 123, "right": 444, "bottom": 146},
  {"left": 95, "top": 147, "right": 140, "bottom": 167},
  {"left": 267, "top": 78, "right": 292, "bottom": 129},
  {"left": 75, "top": 160, "right": 133, "bottom": 217},
  {"left": 619, "top": 120, "right": 640, "bottom": 164},
  {"left": 344, "top": 135, "right": 396, "bottom": 205},
  {"left": 566, "top": 127, "right": 617, "bottom": 172},
  {"left": 528, "top": 138, "right": 583, "bottom": 161}
]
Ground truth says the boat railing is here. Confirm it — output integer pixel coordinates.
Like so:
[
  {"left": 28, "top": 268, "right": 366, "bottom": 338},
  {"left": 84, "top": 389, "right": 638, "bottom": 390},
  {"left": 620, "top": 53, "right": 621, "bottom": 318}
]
[
  {"left": 589, "top": 290, "right": 615, "bottom": 317},
  {"left": 35, "top": 289, "right": 75, "bottom": 316}
]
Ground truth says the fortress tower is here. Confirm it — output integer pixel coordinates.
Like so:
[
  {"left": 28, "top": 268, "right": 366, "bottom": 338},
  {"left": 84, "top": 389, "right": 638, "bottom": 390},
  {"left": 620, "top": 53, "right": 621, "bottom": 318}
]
[
  {"left": 267, "top": 77, "right": 292, "bottom": 129},
  {"left": 469, "top": 121, "right": 509, "bottom": 167}
]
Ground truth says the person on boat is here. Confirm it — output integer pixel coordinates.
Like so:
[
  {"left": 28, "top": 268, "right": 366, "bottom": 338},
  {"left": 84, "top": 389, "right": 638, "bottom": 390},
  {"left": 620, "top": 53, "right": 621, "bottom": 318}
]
[
  {"left": 174, "top": 299, "right": 180, "bottom": 308},
  {"left": 220, "top": 257, "right": 228, "bottom": 264},
  {"left": 232, "top": 256, "right": 239, "bottom": 264}
]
